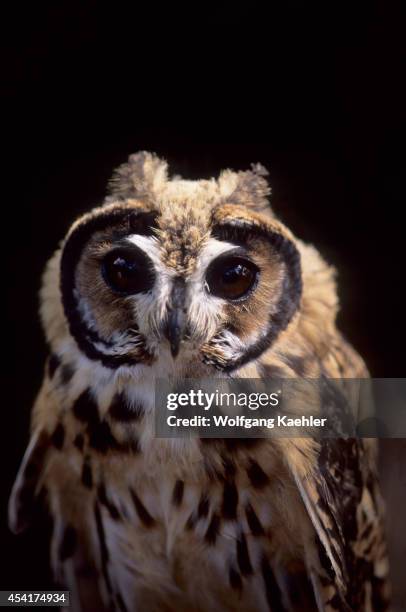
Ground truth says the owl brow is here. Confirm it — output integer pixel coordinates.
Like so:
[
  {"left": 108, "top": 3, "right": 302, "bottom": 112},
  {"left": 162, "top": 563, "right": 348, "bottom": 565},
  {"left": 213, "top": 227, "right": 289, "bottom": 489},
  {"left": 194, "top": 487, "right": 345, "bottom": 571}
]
[
  {"left": 211, "top": 245, "right": 251, "bottom": 259},
  {"left": 210, "top": 223, "right": 260, "bottom": 247},
  {"left": 87, "top": 237, "right": 149, "bottom": 263},
  {"left": 111, "top": 238, "right": 144, "bottom": 249}
]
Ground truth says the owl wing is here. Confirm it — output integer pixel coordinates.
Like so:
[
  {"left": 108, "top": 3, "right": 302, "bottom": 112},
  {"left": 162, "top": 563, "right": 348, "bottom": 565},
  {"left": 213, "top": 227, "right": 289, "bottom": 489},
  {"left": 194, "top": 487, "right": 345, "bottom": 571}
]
[
  {"left": 290, "top": 437, "right": 390, "bottom": 611},
  {"left": 8, "top": 376, "right": 111, "bottom": 612},
  {"left": 8, "top": 427, "right": 50, "bottom": 534}
]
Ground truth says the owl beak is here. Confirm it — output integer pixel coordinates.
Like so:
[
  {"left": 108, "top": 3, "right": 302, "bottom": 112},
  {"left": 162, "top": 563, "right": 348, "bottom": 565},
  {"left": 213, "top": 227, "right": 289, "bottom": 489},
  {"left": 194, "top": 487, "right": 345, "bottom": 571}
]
[{"left": 164, "top": 278, "right": 187, "bottom": 358}]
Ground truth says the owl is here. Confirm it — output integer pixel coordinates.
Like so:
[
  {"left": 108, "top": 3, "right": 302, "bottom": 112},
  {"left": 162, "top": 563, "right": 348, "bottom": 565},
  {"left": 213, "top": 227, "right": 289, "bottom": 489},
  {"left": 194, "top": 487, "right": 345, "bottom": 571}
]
[{"left": 9, "top": 152, "right": 389, "bottom": 612}]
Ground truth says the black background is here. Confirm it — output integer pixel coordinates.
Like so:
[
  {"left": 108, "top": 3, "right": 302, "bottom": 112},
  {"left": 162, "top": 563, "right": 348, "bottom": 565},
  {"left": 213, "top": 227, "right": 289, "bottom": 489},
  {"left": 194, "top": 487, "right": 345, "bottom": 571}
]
[{"left": 1, "top": 0, "right": 405, "bottom": 607}]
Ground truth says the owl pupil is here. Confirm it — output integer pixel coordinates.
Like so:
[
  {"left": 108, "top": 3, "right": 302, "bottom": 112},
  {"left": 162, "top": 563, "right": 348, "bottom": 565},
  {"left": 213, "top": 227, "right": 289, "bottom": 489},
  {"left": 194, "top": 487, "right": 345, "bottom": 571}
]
[
  {"left": 101, "top": 246, "right": 155, "bottom": 295},
  {"left": 206, "top": 256, "right": 258, "bottom": 300}
]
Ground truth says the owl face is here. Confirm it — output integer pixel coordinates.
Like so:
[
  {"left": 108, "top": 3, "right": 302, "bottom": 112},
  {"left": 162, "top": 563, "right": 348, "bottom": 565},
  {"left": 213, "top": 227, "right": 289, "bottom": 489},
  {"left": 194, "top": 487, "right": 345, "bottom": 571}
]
[{"left": 54, "top": 153, "right": 302, "bottom": 375}]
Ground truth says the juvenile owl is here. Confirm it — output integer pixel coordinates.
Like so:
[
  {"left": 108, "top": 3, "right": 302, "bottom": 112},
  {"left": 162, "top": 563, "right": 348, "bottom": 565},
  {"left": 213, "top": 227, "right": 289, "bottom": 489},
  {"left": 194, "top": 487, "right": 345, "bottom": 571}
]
[{"left": 9, "top": 152, "right": 389, "bottom": 611}]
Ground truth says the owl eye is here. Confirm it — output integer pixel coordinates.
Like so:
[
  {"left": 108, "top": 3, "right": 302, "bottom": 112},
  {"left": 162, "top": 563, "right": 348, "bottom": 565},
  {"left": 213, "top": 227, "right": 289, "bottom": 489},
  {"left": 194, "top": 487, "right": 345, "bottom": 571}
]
[
  {"left": 206, "top": 256, "right": 259, "bottom": 301},
  {"left": 101, "top": 247, "right": 155, "bottom": 295}
]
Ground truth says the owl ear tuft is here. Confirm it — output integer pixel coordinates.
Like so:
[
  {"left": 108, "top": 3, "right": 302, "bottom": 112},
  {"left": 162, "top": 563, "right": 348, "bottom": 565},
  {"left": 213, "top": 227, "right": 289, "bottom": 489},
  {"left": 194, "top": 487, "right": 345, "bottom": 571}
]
[
  {"left": 218, "top": 163, "right": 272, "bottom": 213},
  {"left": 106, "top": 151, "right": 168, "bottom": 202}
]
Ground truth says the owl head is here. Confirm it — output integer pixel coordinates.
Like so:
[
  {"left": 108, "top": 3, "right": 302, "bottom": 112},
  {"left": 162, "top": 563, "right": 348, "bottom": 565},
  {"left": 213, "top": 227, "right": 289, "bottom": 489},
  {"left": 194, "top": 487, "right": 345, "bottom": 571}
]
[{"left": 41, "top": 152, "right": 335, "bottom": 378}]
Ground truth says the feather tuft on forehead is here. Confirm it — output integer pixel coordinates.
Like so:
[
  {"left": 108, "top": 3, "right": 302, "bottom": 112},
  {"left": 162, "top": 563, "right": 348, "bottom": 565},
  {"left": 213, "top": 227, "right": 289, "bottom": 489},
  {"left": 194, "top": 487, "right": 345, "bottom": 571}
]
[
  {"left": 106, "top": 151, "right": 169, "bottom": 202},
  {"left": 105, "top": 151, "right": 273, "bottom": 215}
]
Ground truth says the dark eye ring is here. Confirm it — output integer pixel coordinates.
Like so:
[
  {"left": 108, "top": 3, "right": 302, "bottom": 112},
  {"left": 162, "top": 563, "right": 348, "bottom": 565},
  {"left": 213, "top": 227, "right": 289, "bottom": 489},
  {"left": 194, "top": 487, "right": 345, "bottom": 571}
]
[
  {"left": 101, "top": 246, "right": 155, "bottom": 295},
  {"left": 205, "top": 255, "right": 259, "bottom": 301}
]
